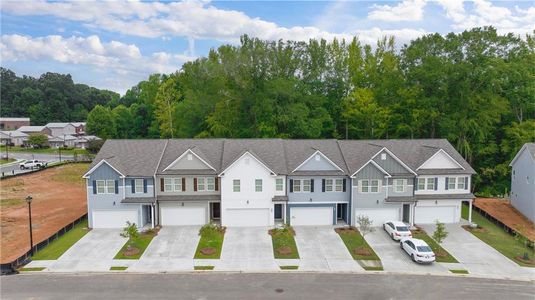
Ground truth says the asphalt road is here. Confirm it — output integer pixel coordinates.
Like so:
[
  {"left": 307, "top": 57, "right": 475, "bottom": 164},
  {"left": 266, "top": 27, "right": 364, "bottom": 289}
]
[
  {"left": 0, "top": 152, "right": 74, "bottom": 177},
  {"left": 2, "top": 273, "right": 534, "bottom": 300}
]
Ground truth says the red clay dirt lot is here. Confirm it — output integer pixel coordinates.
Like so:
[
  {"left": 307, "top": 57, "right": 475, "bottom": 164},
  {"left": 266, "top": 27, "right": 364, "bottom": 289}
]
[
  {"left": 474, "top": 198, "right": 535, "bottom": 241},
  {"left": 0, "top": 163, "right": 89, "bottom": 263}
]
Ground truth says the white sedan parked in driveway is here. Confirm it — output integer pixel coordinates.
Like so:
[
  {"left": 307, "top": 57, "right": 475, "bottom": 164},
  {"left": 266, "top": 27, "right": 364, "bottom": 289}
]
[
  {"left": 400, "top": 238, "right": 435, "bottom": 264},
  {"left": 383, "top": 221, "right": 412, "bottom": 241}
]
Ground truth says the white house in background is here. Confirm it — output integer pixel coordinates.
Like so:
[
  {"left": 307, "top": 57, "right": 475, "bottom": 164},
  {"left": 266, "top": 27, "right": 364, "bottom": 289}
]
[
  {"left": 510, "top": 143, "right": 535, "bottom": 223},
  {"left": 17, "top": 126, "right": 52, "bottom": 136},
  {"left": 48, "top": 134, "right": 77, "bottom": 148},
  {"left": 46, "top": 123, "right": 77, "bottom": 137},
  {"left": 0, "top": 130, "right": 28, "bottom": 146},
  {"left": 74, "top": 135, "right": 100, "bottom": 149}
]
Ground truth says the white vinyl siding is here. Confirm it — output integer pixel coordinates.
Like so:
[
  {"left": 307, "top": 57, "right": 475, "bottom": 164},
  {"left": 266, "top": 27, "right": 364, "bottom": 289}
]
[
  {"left": 394, "top": 179, "right": 404, "bottom": 192},
  {"left": 164, "top": 178, "right": 181, "bottom": 192},
  {"left": 276, "top": 178, "right": 283, "bottom": 191},
  {"left": 134, "top": 179, "right": 143, "bottom": 193},
  {"left": 255, "top": 179, "right": 263, "bottom": 192},
  {"left": 233, "top": 179, "right": 240, "bottom": 192}
]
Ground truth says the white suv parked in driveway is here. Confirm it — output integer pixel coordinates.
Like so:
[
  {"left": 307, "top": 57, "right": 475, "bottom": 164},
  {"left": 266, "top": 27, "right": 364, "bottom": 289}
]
[
  {"left": 400, "top": 238, "right": 435, "bottom": 264},
  {"left": 383, "top": 221, "right": 412, "bottom": 241}
]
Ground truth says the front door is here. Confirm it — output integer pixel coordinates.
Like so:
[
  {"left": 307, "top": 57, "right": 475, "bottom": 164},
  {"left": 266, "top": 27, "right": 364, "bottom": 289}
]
[
  {"left": 144, "top": 205, "right": 152, "bottom": 224},
  {"left": 402, "top": 204, "right": 411, "bottom": 223},
  {"left": 211, "top": 202, "right": 221, "bottom": 220},
  {"left": 274, "top": 204, "right": 283, "bottom": 220},
  {"left": 337, "top": 203, "right": 344, "bottom": 220}
]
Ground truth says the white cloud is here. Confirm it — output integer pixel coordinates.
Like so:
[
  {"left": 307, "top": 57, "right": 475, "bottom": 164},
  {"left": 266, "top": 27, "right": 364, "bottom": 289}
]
[
  {"left": 353, "top": 27, "right": 428, "bottom": 45},
  {"left": 368, "top": 0, "right": 427, "bottom": 22},
  {"left": 0, "top": 34, "right": 195, "bottom": 80}
]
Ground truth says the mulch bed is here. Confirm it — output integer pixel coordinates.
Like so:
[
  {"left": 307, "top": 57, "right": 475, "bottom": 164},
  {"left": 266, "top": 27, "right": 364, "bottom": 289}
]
[
  {"left": 354, "top": 247, "right": 372, "bottom": 256},
  {"left": 269, "top": 228, "right": 296, "bottom": 236},
  {"left": 123, "top": 246, "right": 141, "bottom": 257},
  {"left": 474, "top": 198, "right": 535, "bottom": 241},
  {"left": 276, "top": 246, "right": 293, "bottom": 255},
  {"left": 200, "top": 247, "right": 216, "bottom": 255},
  {"left": 515, "top": 256, "right": 535, "bottom": 265},
  {"left": 462, "top": 225, "right": 489, "bottom": 234},
  {"left": 335, "top": 227, "right": 357, "bottom": 234}
]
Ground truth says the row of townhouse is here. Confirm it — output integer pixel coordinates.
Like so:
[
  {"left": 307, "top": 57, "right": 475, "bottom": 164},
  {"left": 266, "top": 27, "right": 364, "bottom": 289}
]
[
  {"left": 0, "top": 122, "right": 99, "bottom": 148},
  {"left": 83, "top": 139, "right": 476, "bottom": 229}
]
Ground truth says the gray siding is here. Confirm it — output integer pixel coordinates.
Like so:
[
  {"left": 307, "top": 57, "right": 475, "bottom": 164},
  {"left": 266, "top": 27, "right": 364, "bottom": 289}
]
[
  {"left": 167, "top": 153, "right": 212, "bottom": 170},
  {"left": 296, "top": 154, "right": 339, "bottom": 171},
  {"left": 352, "top": 163, "right": 390, "bottom": 209},
  {"left": 287, "top": 176, "right": 350, "bottom": 203},
  {"left": 86, "top": 163, "right": 142, "bottom": 228},
  {"left": 156, "top": 175, "right": 220, "bottom": 197},
  {"left": 353, "top": 163, "right": 385, "bottom": 180},
  {"left": 125, "top": 177, "right": 155, "bottom": 198},
  {"left": 372, "top": 150, "right": 411, "bottom": 175},
  {"left": 511, "top": 149, "right": 535, "bottom": 222}
]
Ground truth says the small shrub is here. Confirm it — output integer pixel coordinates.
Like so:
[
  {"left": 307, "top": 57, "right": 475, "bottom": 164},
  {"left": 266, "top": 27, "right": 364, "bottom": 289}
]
[
  {"left": 199, "top": 223, "right": 225, "bottom": 236},
  {"left": 269, "top": 223, "right": 295, "bottom": 236},
  {"left": 120, "top": 221, "right": 139, "bottom": 245},
  {"left": 356, "top": 215, "right": 375, "bottom": 237},
  {"left": 432, "top": 220, "right": 449, "bottom": 245}
]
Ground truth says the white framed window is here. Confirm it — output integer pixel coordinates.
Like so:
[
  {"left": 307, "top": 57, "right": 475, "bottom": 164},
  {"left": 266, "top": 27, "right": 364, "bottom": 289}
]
[
  {"left": 370, "top": 180, "right": 379, "bottom": 193},
  {"left": 325, "top": 179, "right": 333, "bottom": 192},
  {"left": 361, "top": 180, "right": 369, "bottom": 193},
  {"left": 96, "top": 180, "right": 106, "bottom": 194},
  {"left": 233, "top": 179, "right": 240, "bottom": 192},
  {"left": 394, "top": 179, "right": 404, "bottom": 192},
  {"left": 293, "top": 179, "right": 301, "bottom": 192},
  {"left": 381, "top": 153, "right": 387, "bottom": 160},
  {"left": 457, "top": 177, "right": 465, "bottom": 189},
  {"left": 426, "top": 178, "right": 435, "bottom": 190},
  {"left": 335, "top": 179, "right": 343, "bottom": 192},
  {"left": 207, "top": 177, "right": 215, "bottom": 191},
  {"left": 255, "top": 179, "right": 262, "bottom": 192},
  {"left": 135, "top": 179, "right": 144, "bottom": 193},
  {"left": 448, "top": 177, "right": 456, "bottom": 190},
  {"left": 187, "top": 153, "right": 193, "bottom": 160},
  {"left": 417, "top": 178, "right": 426, "bottom": 190},
  {"left": 197, "top": 177, "right": 205, "bottom": 191},
  {"left": 276, "top": 178, "right": 283, "bottom": 191},
  {"left": 303, "top": 179, "right": 311, "bottom": 192},
  {"left": 164, "top": 178, "right": 182, "bottom": 192},
  {"left": 106, "top": 180, "right": 115, "bottom": 194}
]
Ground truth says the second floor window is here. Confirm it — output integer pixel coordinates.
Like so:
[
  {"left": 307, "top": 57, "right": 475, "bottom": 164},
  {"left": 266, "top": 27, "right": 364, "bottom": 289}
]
[
  {"left": 394, "top": 179, "right": 404, "bottom": 192},
  {"left": 196, "top": 177, "right": 215, "bottom": 192},
  {"left": 255, "top": 179, "right": 263, "bottom": 192},
  {"left": 457, "top": 177, "right": 465, "bottom": 189},
  {"left": 417, "top": 177, "right": 436, "bottom": 190},
  {"left": 164, "top": 178, "right": 181, "bottom": 192},
  {"left": 233, "top": 179, "right": 240, "bottom": 192},
  {"left": 276, "top": 178, "right": 283, "bottom": 191},
  {"left": 325, "top": 179, "right": 333, "bottom": 192},
  {"left": 426, "top": 178, "right": 435, "bottom": 190},
  {"left": 303, "top": 179, "right": 311, "bottom": 192},
  {"left": 135, "top": 179, "right": 144, "bottom": 193},
  {"left": 448, "top": 177, "right": 456, "bottom": 190},
  {"left": 293, "top": 179, "right": 301, "bottom": 192},
  {"left": 335, "top": 179, "right": 343, "bottom": 192},
  {"left": 96, "top": 180, "right": 115, "bottom": 194},
  {"left": 361, "top": 179, "right": 379, "bottom": 193}
]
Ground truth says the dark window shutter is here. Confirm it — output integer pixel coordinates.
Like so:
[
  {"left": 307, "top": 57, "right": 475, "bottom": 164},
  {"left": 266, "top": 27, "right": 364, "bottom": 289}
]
[
  {"left": 215, "top": 177, "right": 219, "bottom": 191},
  {"left": 143, "top": 179, "right": 147, "bottom": 193},
  {"left": 160, "top": 178, "right": 164, "bottom": 192},
  {"left": 194, "top": 178, "right": 198, "bottom": 192},
  {"left": 310, "top": 179, "right": 314, "bottom": 192},
  {"left": 115, "top": 180, "right": 119, "bottom": 194},
  {"left": 182, "top": 178, "right": 186, "bottom": 191},
  {"left": 434, "top": 177, "right": 438, "bottom": 191},
  {"left": 445, "top": 177, "right": 449, "bottom": 190},
  {"left": 289, "top": 179, "right": 293, "bottom": 193},
  {"left": 322, "top": 179, "right": 326, "bottom": 192},
  {"left": 343, "top": 178, "right": 347, "bottom": 192},
  {"left": 465, "top": 177, "right": 469, "bottom": 190},
  {"left": 131, "top": 179, "right": 135, "bottom": 193},
  {"left": 92, "top": 180, "right": 97, "bottom": 194},
  {"left": 414, "top": 178, "right": 418, "bottom": 191}
]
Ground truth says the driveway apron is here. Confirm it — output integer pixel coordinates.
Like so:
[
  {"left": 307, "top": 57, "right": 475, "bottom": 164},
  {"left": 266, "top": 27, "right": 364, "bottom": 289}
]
[
  {"left": 421, "top": 224, "right": 535, "bottom": 280},
  {"left": 294, "top": 226, "right": 362, "bottom": 271},
  {"left": 47, "top": 229, "right": 127, "bottom": 272},
  {"left": 219, "top": 227, "right": 278, "bottom": 271},
  {"left": 127, "top": 226, "right": 201, "bottom": 272},
  {"left": 364, "top": 229, "right": 449, "bottom": 274}
]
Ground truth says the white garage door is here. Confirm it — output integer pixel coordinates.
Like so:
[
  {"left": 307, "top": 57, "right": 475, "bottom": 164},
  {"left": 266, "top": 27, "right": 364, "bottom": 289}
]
[
  {"left": 224, "top": 208, "right": 270, "bottom": 227},
  {"left": 355, "top": 208, "right": 399, "bottom": 227},
  {"left": 415, "top": 206, "right": 457, "bottom": 224},
  {"left": 161, "top": 206, "right": 206, "bottom": 226},
  {"left": 92, "top": 210, "right": 138, "bottom": 229},
  {"left": 291, "top": 207, "right": 333, "bottom": 226}
]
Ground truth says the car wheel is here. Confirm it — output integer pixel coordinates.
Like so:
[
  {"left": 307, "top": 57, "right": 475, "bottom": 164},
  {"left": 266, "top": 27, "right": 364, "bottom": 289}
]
[{"left": 20, "top": 166, "right": 24, "bottom": 170}]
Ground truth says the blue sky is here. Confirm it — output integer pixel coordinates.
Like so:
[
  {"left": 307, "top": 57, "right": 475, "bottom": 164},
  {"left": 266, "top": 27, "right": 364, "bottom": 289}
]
[{"left": 1, "top": 0, "right": 533, "bottom": 94}]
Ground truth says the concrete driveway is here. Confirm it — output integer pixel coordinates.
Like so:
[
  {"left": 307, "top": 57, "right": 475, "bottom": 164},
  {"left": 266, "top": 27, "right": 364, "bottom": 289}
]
[
  {"left": 127, "top": 226, "right": 200, "bottom": 272},
  {"left": 294, "top": 226, "right": 362, "bottom": 271},
  {"left": 420, "top": 224, "right": 535, "bottom": 280},
  {"left": 219, "top": 227, "right": 278, "bottom": 271},
  {"left": 364, "top": 228, "right": 449, "bottom": 274},
  {"left": 47, "top": 229, "right": 127, "bottom": 272}
]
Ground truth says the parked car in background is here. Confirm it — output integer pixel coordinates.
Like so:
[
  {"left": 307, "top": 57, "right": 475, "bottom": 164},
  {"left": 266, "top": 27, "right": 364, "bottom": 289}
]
[
  {"left": 19, "top": 160, "right": 48, "bottom": 170},
  {"left": 383, "top": 221, "right": 412, "bottom": 241},
  {"left": 400, "top": 238, "right": 435, "bottom": 264}
]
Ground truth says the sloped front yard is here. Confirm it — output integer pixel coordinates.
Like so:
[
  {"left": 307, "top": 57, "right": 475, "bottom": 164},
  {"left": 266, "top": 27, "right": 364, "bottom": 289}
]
[
  {"left": 270, "top": 226, "right": 299, "bottom": 259},
  {"left": 194, "top": 224, "right": 225, "bottom": 259},
  {"left": 336, "top": 227, "right": 380, "bottom": 261}
]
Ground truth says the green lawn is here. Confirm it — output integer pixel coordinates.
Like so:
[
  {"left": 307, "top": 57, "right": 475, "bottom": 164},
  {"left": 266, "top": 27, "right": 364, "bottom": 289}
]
[
  {"left": 0, "top": 158, "right": 16, "bottom": 165},
  {"left": 411, "top": 228, "right": 458, "bottom": 263},
  {"left": 51, "top": 163, "right": 90, "bottom": 184},
  {"left": 336, "top": 227, "right": 380, "bottom": 261},
  {"left": 462, "top": 204, "right": 535, "bottom": 267},
  {"left": 270, "top": 227, "right": 300, "bottom": 259},
  {"left": 0, "top": 146, "right": 89, "bottom": 155},
  {"left": 110, "top": 266, "right": 128, "bottom": 271},
  {"left": 363, "top": 266, "right": 384, "bottom": 271},
  {"left": 32, "top": 220, "right": 90, "bottom": 260},
  {"left": 194, "top": 266, "right": 215, "bottom": 270},
  {"left": 280, "top": 265, "right": 299, "bottom": 270},
  {"left": 194, "top": 225, "right": 225, "bottom": 259},
  {"left": 20, "top": 267, "right": 46, "bottom": 271},
  {"left": 114, "top": 231, "right": 157, "bottom": 259},
  {"left": 450, "top": 269, "right": 469, "bottom": 274}
]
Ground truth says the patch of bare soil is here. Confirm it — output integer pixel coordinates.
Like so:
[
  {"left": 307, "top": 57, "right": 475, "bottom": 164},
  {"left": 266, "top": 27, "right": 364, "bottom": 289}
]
[{"left": 474, "top": 198, "right": 535, "bottom": 241}]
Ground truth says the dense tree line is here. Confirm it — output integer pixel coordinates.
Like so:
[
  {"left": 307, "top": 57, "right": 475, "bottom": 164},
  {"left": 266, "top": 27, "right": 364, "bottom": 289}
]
[{"left": 0, "top": 68, "right": 119, "bottom": 124}]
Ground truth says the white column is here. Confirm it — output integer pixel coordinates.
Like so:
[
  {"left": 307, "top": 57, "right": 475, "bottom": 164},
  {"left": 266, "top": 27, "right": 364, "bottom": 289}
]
[
  {"left": 151, "top": 204, "right": 155, "bottom": 228},
  {"left": 468, "top": 200, "right": 473, "bottom": 223}
]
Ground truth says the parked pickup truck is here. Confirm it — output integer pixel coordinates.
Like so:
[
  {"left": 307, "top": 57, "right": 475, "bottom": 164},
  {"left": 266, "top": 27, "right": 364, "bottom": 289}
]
[{"left": 19, "top": 160, "right": 48, "bottom": 170}]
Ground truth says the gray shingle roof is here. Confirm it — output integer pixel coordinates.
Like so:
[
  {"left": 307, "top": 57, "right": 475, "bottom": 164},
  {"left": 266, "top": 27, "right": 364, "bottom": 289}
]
[{"left": 87, "top": 138, "right": 475, "bottom": 177}]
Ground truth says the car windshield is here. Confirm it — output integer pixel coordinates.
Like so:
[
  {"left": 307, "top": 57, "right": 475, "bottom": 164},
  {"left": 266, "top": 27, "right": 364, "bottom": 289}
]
[
  {"left": 417, "top": 246, "right": 433, "bottom": 252},
  {"left": 396, "top": 226, "right": 409, "bottom": 232}
]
